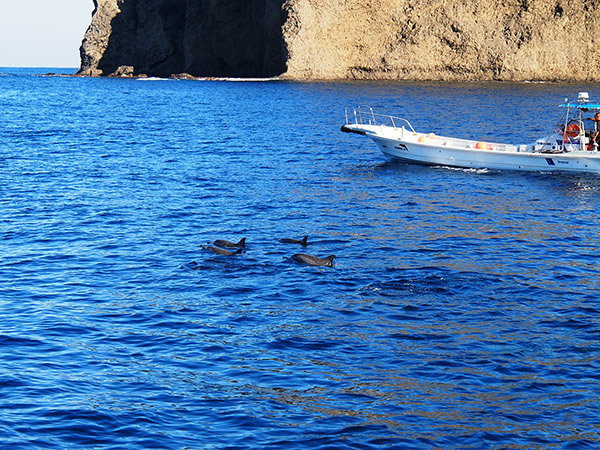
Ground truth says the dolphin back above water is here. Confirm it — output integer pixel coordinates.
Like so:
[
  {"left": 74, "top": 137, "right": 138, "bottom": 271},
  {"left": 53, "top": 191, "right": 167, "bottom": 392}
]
[
  {"left": 291, "top": 253, "right": 335, "bottom": 267},
  {"left": 279, "top": 235, "right": 308, "bottom": 247},
  {"left": 213, "top": 237, "right": 246, "bottom": 249},
  {"left": 202, "top": 245, "right": 244, "bottom": 256}
]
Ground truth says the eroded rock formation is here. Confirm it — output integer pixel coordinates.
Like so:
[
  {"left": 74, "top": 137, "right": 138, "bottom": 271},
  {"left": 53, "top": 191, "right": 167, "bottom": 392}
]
[
  {"left": 78, "top": 0, "right": 600, "bottom": 81},
  {"left": 79, "top": 0, "right": 287, "bottom": 78}
]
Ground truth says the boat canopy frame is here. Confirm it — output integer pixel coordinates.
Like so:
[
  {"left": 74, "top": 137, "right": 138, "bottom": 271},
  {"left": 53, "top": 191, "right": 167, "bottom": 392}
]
[{"left": 556, "top": 93, "right": 600, "bottom": 152}]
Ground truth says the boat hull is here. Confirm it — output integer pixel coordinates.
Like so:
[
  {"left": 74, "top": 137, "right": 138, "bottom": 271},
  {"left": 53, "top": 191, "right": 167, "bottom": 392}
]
[
  {"left": 343, "top": 123, "right": 600, "bottom": 173},
  {"left": 373, "top": 135, "right": 600, "bottom": 172}
]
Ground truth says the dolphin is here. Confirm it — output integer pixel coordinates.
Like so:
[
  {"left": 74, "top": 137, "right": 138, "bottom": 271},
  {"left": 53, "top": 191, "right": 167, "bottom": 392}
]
[
  {"left": 279, "top": 235, "right": 308, "bottom": 247},
  {"left": 202, "top": 245, "right": 243, "bottom": 256},
  {"left": 291, "top": 253, "right": 335, "bottom": 267},
  {"left": 213, "top": 237, "right": 246, "bottom": 249}
]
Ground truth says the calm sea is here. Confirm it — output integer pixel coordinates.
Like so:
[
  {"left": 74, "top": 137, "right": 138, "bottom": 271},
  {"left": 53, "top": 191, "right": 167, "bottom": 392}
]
[{"left": 1, "top": 68, "right": 599, "bottom": 449}]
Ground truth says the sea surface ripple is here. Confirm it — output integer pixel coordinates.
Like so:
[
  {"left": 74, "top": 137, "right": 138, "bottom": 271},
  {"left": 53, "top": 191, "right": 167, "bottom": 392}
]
[{"left": 1, "top": 68, "right": 599, "bottom": 449}]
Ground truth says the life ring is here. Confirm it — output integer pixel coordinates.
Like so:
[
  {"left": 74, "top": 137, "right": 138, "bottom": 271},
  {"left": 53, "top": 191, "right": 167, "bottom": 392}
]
[{"left": 567, "top": 123, "right": 581, "bottom": 138}]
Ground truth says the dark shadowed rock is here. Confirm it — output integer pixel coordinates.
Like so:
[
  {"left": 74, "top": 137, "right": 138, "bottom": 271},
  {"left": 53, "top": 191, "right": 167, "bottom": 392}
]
[{"left": 79, "top": 0, "right": 288, "bottom": 78}]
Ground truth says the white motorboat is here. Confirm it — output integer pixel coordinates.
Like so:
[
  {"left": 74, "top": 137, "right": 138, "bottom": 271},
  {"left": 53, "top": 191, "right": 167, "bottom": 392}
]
[{"left": 341, "top": 92, "right": 600, "bottom": 173}]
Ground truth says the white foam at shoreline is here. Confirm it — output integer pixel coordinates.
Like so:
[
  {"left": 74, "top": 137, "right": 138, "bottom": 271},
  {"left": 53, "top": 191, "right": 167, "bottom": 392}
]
[{"left": 136, "top": 76, "right": 280, "bottom": 82}]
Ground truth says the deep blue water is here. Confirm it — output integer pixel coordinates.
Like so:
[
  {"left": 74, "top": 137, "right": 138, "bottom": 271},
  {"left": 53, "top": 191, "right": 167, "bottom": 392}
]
[{"left": 1, "top": 67, "right": 600, "bottom": 449}]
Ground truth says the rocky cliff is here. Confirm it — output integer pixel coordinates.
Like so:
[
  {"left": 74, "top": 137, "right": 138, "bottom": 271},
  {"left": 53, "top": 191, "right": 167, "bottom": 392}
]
[{"left": 78, "top": 0, "right": 600, "bottom": 81}]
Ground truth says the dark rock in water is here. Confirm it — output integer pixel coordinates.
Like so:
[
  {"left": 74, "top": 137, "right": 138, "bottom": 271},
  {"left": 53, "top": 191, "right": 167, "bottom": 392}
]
[
  {"left": 213, "top": 238, "right": 246, "bottom": 249},
  {"left": 202, "top": 245, "right": 243, "bottom": 256},
  {"left": 279, "top": 235, "right": 308, "bottom": 247},
  {"left": 108, "top": 65, "right": 135, "bottom": 78},
  {"left": 291, "top": 253, "right": 335, "bottom": 267}
]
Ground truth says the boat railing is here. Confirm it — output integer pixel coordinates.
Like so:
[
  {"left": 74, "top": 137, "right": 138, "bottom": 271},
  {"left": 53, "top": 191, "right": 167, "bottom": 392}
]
[{"left": 345, "top": 106, "right": 416, "bottom": 133}]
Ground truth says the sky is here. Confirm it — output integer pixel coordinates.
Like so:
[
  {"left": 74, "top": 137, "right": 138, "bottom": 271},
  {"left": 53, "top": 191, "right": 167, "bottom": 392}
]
[{"left": 0, "top": 0, "right": 94, "bottom": 68}]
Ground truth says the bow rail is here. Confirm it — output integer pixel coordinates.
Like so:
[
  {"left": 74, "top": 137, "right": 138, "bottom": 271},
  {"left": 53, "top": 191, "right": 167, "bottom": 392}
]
[{"left": 345, "top": 106, "right": 416, "bottom": 133}]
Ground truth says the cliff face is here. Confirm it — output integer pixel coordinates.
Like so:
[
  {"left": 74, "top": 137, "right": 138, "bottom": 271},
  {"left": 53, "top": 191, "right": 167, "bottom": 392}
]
[
  {"left": 79, "top": 0, "right": 600, "bottom": 82},
  {"left": 79, "top": 0, "right": 288, "bottom": 78}
]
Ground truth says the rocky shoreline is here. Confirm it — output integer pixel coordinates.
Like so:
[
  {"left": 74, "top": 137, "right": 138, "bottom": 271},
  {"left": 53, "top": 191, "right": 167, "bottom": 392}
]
[{"left": 79, "top": 0, "right": 600, "bottom": 82}]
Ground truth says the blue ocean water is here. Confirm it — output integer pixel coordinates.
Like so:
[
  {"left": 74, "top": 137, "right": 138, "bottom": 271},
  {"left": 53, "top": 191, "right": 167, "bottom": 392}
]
[{"left": 1, "top": 67, "right": 599, "bottom": 449}]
